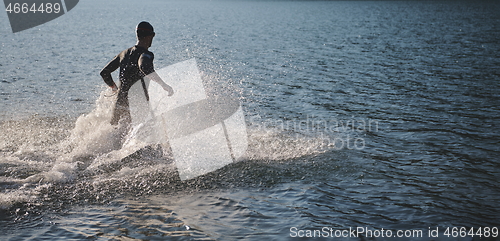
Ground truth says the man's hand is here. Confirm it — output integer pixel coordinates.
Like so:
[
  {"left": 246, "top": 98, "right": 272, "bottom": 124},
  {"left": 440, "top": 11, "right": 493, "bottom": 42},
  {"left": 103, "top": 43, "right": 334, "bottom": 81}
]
[
  {"left": 161, "top": 83, "right": 174, "bottom": 96},
  {"left": 111, "top": 84, "right": 119, "bottom": 92}
]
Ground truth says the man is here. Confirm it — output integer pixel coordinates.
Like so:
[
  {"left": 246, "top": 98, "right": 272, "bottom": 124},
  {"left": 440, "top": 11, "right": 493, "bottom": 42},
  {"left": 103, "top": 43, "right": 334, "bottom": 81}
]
[{"left": 100, "top": 21, "right": 174, "bottom": 127}]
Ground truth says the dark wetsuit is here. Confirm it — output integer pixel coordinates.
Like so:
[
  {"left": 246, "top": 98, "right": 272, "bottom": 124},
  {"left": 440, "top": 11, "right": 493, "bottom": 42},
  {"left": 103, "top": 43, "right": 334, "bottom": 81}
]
[{"left": 100, "top": 46, "right": 155, "bottom": 126}]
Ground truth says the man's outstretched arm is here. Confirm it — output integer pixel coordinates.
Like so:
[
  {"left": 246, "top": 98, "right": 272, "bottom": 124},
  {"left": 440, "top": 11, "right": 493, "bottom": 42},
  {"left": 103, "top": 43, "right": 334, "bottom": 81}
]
[
  {"left": 147, "top": 71, "right": 174, "bottom": 96},
  {"left": 139, "top": 53, "right": 174, "bottom": 96}
]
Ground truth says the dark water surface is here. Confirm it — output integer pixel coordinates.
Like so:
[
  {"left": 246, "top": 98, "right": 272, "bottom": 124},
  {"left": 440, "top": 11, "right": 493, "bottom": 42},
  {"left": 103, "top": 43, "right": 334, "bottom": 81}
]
[{"left": 1, "top": 0, "right": 499, "bottom": 240}]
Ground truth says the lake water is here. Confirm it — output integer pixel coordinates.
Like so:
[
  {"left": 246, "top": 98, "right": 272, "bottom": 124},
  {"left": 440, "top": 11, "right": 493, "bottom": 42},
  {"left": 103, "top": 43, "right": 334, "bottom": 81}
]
[{"left": 1, "top": 0, "right": 499, "bottom": 240}]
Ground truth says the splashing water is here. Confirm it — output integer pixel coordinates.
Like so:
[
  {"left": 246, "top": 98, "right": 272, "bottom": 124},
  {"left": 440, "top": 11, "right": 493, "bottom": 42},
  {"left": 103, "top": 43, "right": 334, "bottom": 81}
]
[{"left": 0, "top": 89, "right": 337, "bottom": 213}]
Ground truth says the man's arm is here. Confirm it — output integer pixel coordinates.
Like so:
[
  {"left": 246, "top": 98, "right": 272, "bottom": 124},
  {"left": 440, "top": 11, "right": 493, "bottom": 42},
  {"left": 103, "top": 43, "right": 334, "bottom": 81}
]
[
  {"left": 100, "top": 54, "right": 120, "bottom": 90},
  {"left": 147, "top": 71, "right": 174, "bottom": 96},
  {"left": 139, "top": 53, "right": 174, "bottom": 96}
]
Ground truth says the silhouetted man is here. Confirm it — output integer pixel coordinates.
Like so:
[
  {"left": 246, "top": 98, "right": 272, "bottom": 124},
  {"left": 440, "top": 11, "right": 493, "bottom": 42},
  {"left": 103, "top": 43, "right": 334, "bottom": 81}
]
[{"left": 100, "top": 21, "right": 173, "bottom": 127}]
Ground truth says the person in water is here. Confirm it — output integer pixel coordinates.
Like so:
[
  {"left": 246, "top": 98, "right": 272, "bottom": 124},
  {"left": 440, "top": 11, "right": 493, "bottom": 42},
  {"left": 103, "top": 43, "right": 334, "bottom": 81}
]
[{"left": 100, "top": 21, "right": 174, "bottom": 127}]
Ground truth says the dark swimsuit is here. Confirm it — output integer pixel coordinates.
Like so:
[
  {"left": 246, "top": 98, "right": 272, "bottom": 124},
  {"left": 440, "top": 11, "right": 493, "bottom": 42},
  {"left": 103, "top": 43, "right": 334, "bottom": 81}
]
[{"left": 100, "top": 46, "right": 155, "bottom": 125}]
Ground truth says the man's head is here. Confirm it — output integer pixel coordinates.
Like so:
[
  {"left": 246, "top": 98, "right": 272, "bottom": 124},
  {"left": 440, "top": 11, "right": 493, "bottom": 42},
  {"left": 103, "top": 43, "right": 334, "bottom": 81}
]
[{"left": 136, "top": 21, "right": 155, "bottom": 47}]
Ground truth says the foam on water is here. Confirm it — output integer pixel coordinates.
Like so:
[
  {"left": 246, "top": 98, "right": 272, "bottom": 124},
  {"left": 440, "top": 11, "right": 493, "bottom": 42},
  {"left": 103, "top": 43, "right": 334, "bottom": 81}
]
[
  {"left": 62, "top": 91, "right": 122, "bottom": 158},
  {"left": 0, "top": 89, "right": 338, "bottom": 212}
]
